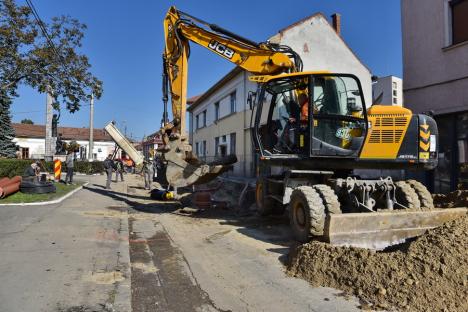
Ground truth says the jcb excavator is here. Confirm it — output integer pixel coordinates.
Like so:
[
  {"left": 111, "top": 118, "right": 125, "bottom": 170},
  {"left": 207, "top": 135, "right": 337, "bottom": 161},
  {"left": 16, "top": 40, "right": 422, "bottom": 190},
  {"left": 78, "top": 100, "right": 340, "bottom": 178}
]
[{"left": 160, "top": 6, "right": 466, "bottom": 249}]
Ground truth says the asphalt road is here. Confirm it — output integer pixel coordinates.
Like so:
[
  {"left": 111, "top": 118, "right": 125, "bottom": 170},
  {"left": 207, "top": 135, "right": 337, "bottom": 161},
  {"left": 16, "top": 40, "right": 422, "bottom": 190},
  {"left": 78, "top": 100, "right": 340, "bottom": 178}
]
[{"left": 0, "top": 174, "right": 360, "bottom": 312}]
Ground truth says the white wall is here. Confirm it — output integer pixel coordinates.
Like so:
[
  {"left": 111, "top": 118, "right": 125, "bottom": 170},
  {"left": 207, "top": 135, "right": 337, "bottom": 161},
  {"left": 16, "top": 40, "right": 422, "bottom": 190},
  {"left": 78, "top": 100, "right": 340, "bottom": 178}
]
[
  {"left": 13, "top": 137, "right": 116, "bottom": 161},
  {"left": 271, "top": 14, "right": 373, "bottom": 107},
  {"left": 372, "top": 76, "right": 403, "bottom": 106}
]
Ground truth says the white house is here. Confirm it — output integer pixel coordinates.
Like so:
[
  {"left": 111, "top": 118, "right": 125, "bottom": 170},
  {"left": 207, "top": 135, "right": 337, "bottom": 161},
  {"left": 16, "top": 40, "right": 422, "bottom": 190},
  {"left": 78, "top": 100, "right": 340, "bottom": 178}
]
[
  {"left": 188, "top": 13, "right": 372, "bottom": 177},
  {"left": 372, "top": 76, "right": 403, "bottom": 106},
  {"left": 12, "top": 123, "right": 117, "bottom": 161}
]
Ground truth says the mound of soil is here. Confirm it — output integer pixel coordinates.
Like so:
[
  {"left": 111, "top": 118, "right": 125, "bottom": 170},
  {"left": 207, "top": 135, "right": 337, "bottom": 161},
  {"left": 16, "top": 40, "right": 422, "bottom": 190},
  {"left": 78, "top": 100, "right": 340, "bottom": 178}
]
[
  {"left": 433, "top": 190, "right": 468, "bottom": 208},
  {"left": 287, "top": 215, "right": 468, "bottom": 311}
]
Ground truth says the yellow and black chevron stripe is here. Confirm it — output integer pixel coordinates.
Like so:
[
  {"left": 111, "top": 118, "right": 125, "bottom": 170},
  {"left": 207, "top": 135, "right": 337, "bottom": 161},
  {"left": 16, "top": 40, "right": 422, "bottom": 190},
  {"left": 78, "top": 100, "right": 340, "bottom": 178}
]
[{"left": 419, "top": 122, "right": 430, "bottom": 159}]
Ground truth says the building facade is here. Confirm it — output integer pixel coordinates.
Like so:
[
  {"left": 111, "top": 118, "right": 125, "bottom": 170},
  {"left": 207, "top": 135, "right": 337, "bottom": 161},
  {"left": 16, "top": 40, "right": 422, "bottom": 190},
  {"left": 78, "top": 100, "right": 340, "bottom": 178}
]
[
  {"left": 12, "top": 123, "right": 117, "bottom": 161},
  {"left": 188, "top": 13, "right": 372, "bottom": 177},
  {"left": 402, "top": 0, "right": 468, "bottom": 192},
  {"left": 372, "top": 76, "right": 403, "bottom": 106}
]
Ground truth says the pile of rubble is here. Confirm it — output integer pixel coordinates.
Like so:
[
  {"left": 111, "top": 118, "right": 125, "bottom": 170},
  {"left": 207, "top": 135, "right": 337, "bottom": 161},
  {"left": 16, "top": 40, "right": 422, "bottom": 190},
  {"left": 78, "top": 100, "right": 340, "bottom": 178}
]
[
  {"left": 433, "top": 189, "right": 468, "bottom": 208},
  {"left": 288, "top": 215, "right": 468, "bottom": 311}
]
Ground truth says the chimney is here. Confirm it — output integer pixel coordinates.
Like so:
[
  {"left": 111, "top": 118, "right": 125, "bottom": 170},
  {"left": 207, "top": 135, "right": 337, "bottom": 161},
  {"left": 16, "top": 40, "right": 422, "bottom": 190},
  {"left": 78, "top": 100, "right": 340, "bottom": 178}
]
[{"left": 331, "top": 13, "right": 341, "bottom": 36}]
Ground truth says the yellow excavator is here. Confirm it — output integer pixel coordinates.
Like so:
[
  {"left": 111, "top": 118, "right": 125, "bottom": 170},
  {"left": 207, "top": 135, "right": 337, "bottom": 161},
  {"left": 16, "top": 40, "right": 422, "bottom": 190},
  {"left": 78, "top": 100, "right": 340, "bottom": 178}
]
[{"left": 159, "top": 6, "right": 466, "bottom": 249}]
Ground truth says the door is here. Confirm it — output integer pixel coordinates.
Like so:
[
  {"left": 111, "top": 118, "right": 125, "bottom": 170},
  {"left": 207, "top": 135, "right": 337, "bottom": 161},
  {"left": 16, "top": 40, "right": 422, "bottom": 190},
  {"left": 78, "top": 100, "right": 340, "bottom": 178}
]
[{"left": 310, "top": 75, "right": 367, "bottom": 157}]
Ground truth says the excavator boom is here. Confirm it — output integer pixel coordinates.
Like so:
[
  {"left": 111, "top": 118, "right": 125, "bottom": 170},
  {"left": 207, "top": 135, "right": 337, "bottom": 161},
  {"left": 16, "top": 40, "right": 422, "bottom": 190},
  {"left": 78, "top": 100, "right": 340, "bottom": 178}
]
[{"left": 160, "top": 6, "right": 300, "bottom": 188}]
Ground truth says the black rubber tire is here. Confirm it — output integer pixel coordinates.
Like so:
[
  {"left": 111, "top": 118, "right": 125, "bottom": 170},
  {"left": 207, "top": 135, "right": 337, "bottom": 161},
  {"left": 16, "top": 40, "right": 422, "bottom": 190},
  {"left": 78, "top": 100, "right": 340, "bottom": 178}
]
[
  {"left": 406, "top": 180, "right": 434, "bottom": 209},
  {"left": 395, "top": 181, "right": 421, "bottom": 209},
  {"left": 256, "top": 179, "right": 285, "bottom": 216},
  {"left": 20, "top": 183, "right": 56, "bottom": 194},
  {"left": 289, "top": 186, "right": 326, "bottom": 242},
  {"left": 313, "top": 184, "right": 342, "bottom": 215}
]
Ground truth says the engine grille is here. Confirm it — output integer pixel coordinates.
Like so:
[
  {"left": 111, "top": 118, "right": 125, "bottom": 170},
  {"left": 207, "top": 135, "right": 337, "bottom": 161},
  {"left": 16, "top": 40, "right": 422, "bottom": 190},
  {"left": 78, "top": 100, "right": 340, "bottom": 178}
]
[{"left": 368, "top": 116, "right": 409, "bottom": 144}]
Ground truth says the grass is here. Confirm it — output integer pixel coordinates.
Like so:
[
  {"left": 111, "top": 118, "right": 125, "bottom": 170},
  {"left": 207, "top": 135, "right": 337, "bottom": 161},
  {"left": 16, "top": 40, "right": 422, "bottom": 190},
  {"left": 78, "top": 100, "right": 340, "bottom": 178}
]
[{"left": 0, "top": 181, "right": 83, "bottom": 204}]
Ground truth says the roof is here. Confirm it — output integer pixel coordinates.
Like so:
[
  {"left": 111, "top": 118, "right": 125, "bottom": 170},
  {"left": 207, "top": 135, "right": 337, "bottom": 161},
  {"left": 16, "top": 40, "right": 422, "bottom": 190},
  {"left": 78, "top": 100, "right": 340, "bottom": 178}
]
[
  {"left": 187, "top": 67, "right": 243, "bottom": 112},
  {"left": 187, "top": 95, "right": 201, "bottom": 105},
  {"left": 12, "top": 123, "right": 113, "bottom": 141}
]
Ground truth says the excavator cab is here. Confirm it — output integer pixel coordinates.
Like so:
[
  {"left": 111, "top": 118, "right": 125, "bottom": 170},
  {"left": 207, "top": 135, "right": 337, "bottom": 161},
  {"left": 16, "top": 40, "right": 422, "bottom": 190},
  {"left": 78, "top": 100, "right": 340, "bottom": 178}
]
[{"left": 252, "top": 73, "right": 368, "bottom": 160}]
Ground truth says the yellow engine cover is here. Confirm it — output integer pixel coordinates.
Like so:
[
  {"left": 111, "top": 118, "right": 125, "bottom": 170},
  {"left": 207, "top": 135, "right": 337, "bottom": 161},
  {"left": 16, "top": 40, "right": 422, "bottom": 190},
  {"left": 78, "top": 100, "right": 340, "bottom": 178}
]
[{"left": 359, "top": 105, "right": 412, "bottom": 159}]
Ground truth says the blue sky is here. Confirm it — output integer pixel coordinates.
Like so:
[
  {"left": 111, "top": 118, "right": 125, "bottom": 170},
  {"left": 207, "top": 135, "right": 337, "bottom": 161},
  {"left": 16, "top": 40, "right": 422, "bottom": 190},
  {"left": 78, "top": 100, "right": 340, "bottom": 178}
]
[{"left": 11, "top": 0, "right": 402, "bottom": 140}]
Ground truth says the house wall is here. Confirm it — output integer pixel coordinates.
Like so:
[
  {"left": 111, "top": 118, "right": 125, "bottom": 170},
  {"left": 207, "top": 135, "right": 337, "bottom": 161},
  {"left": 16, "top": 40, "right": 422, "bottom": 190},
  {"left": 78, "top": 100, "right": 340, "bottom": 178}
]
[
  {"left": 372, "top": 76, "right": 403, "bottom": 106},
  {"left": 190, "top": 72, "right": 257, "bottom": 176},
  {"left": 402, "top": 0, "right": 468, "bottom": 192},
  {"left": 270, "top": 14, "right": 372, "bottom": 107},
  {"left": 402, "top": 0, "right": 468, "bottom": 114},
  {"left": 13, "top": 138, "right": 116, "bottom": 161}
]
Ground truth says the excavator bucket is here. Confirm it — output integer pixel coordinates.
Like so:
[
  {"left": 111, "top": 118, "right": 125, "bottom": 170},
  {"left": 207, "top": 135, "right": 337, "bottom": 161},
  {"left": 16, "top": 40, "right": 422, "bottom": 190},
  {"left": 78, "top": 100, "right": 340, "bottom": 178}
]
[
  {"left": 160, "top": 134, "right": 237, "bottom": 188},
  {"left": 325, "top": 208, "right": 467, "bottom": 250}
]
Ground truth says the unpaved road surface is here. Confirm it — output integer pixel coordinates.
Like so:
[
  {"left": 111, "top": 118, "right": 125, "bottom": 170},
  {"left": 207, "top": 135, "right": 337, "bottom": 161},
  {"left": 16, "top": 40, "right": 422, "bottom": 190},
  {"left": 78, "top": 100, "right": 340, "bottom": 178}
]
[{"left": 0, "top": 174, "right": 360, "bottom": 311}]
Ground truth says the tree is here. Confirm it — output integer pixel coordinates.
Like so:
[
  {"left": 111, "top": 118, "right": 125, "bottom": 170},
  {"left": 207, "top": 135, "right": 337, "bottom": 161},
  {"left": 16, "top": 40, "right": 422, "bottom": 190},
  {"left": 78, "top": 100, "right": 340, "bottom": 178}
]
[
  {"left": 0, "top": 91, "right": 17, "bottom": 157},
  {"left": 0, "top": 0, "right": 103, "bottom": 157},
  {"left": 20, "top": 118, "right": 34, "bottom": 124}
]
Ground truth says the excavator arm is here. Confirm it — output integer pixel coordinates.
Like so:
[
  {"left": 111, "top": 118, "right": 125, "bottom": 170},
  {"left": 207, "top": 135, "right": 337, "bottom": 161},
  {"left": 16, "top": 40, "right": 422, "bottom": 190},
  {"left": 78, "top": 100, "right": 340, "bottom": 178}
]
[{"left": 160, "top": 6, "right": 301, "bottom": 188}]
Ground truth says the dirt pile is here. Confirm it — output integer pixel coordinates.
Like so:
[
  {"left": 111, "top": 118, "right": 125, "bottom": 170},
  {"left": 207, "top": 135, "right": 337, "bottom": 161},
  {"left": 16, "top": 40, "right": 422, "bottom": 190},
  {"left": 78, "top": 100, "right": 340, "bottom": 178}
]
[
  {"left": 433, "top": 190, "right": 468, "bottom": 208},
  {"left": 288, "top": 215, "right": 468, "bottom": 311}
]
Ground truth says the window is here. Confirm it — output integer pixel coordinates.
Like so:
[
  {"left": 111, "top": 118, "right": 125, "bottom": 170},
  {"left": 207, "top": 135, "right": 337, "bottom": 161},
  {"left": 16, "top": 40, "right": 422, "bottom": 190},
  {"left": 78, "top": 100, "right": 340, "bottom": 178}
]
[
  {"left": 195, "top": 142, "right": 199, "bottom": 156},
  {"left": 230, "top": 133, "right": 236, "bottom": 155},
  {"left": 393, "top": 90, "right": 397, "bottom": 97},
  {"left": 215, "top": 137, "right": 219, "bottom": 156},
  {"left": 21, "top": 147, "right": 29, "bottom": 159},
  {"left": 393, "top": 97, "right": 398, "bottom": 104},
  {"left": 392, "top": 81, "right": 397, "bottom": 89},
  {"left": 202, "top": 110, "right": 207, "bottom": 127},
  {"left": 196, "top": 115, "right": 199, "bottom": 129},
  {"left": 230, "top": 91, "right": 236, "bottom": 113},
  {"left": 451, "top": 0, "right": 468, "bottom": 45},
  {"left": 202, "top": 140, "right": 207, "bottom": 156},
  {"left": 214, "top": 102, "right": 220, "bottom": 120}
]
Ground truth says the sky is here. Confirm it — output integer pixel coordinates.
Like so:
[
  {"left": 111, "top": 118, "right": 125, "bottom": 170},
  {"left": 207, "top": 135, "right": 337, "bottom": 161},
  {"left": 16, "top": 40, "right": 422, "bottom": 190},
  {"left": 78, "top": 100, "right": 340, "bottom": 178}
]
[{"left": 11, "top": 0, "right": 402, "bottom": 140}]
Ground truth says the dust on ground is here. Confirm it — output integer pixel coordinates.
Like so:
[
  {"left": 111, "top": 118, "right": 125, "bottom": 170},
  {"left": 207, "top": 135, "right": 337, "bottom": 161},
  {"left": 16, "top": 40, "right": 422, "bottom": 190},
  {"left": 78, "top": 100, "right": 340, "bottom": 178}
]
[
  {"left": 287, "top": 214, "right": 468, "bottom": 311},
  {"left": 433, "top": 189, "right": 468, "bottom": 208}
]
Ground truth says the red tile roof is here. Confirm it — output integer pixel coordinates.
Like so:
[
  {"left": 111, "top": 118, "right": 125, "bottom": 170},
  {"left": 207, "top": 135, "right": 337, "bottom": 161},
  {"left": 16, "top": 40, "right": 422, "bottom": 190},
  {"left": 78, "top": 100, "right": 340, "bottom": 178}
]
[{"left": 12, "top": 123, "right": 113, "bottom": 141}]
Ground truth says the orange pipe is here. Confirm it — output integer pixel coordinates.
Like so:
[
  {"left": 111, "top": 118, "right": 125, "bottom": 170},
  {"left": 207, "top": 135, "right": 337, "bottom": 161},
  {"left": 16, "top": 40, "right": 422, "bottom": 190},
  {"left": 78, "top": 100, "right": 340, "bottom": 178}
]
[
  {"left": 0, "top": 178, "right": 10, "bottom": 188},
  {"left": 8, "top": 176, "right": 22, "bottom": 185},
  {"left": 0, "top": 182, "right": 20, "bottom": 198}
]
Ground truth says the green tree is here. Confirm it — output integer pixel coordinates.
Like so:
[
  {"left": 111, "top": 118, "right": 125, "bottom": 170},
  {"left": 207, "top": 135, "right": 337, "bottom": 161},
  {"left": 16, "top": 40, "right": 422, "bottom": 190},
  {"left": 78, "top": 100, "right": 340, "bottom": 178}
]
[
  {"left": 20, "top": 118, "right": 34, "bottom": 124},
  {"left": 0, "top": 91, "right": 17, "bottom": 157},
  {"left": 0, "top": 0, "right": 103, "bottom": 157}
]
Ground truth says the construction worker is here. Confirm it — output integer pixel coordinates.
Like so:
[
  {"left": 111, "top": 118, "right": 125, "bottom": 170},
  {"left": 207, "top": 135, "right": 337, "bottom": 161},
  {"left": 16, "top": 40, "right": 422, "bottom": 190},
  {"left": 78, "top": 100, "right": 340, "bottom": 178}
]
[
  {"left": 65, "top": 150, "right": 75, "bottom": 184},
  {"left": 141, "top": 158, "right": 154, "bottom": 190},
  {"left": 24, "top": 161, "right": 41, "bottom": 179},
  {"left": 103, "top": 154, "right": 115, "bottom": 190},
  {"left": 115, "top": 159, "right": 125, "bottom": 182}
]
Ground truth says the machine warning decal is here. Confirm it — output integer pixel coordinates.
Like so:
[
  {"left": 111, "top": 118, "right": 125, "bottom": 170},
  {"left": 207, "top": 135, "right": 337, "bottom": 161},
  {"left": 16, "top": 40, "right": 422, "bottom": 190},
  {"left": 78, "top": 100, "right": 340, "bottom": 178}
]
[
  {"left": 208, "top": 40, "right": 235, "bottom": 59},
  {"left": 336, "top": 127, "right": 351, "bottom": 140}
]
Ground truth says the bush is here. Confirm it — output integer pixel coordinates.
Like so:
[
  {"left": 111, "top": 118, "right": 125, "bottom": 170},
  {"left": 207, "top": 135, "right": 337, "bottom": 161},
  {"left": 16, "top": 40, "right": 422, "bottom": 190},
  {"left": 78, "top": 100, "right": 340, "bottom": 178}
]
[{"left": 0, "top": 159, "right": 104, "bottom": 177}]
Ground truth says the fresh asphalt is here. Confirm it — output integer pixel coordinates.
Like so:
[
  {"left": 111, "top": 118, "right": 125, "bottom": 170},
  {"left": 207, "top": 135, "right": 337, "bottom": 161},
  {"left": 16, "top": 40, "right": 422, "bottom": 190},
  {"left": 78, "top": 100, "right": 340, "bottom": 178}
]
[{"left": 0, "top": 174, "right": 360, "bottom": 312}]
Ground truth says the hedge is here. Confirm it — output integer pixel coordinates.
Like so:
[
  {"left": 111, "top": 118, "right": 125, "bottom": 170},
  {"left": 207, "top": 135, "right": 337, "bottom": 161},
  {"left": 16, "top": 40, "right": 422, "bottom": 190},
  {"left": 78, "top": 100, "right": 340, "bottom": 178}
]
[{"left": 0, "top": 159, "right": 105, "bottom": 178}]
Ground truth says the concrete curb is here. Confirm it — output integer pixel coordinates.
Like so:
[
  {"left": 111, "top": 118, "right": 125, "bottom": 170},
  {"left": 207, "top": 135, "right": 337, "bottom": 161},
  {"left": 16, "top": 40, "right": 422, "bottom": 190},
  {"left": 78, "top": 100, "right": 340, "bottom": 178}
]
[{"left": 0, "top": 182, "right": 89, "bottom": 206}]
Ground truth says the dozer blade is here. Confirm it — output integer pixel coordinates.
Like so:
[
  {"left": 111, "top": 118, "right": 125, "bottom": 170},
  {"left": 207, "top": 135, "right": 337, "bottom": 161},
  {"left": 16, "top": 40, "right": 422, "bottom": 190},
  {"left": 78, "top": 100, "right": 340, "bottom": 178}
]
[
  {"left": 161, "top": 135, "right": 237, "bottom": 188},
  {"left": 325, "top": 208, "right": 467, "bottom": 250}
]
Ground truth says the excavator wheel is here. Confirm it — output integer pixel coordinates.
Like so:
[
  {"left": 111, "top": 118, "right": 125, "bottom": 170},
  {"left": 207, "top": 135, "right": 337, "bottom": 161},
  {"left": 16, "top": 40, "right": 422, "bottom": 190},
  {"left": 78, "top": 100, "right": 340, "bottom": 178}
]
[
  {"left": 289, "top": 186, "right": 326, "bottom": 242},
  {"left": 313, "top": 184, "right": 342, "bottom": 215},
  {"left": 255, "top": 179, "right": 285, "bottom": 216},
  {"left": 406, "top": 180, "right": 434, "bottom": 209},
  {"left": 395, "top": 181, "right": 421, "bottom": 210}
]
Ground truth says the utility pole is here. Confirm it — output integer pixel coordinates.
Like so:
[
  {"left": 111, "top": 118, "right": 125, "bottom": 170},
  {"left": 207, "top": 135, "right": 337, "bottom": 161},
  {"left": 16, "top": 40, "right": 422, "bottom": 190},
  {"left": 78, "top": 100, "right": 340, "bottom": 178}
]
[
  {"left": 88, "top": 93, "right": 94, "bottom": 160},
  {"left": 44, "top": 89, "right": 54, "bottom": 161}
]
